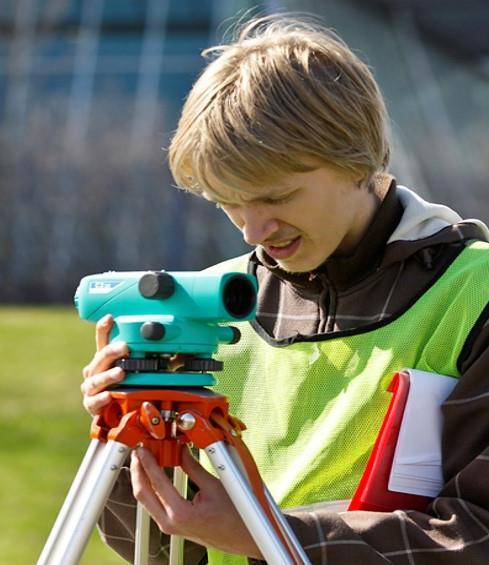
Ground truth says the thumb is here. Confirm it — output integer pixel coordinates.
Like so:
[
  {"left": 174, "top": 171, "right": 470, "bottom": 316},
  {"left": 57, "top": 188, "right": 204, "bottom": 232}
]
[{"left": 180, "top": 446, "right": 219, "bottom": 489}]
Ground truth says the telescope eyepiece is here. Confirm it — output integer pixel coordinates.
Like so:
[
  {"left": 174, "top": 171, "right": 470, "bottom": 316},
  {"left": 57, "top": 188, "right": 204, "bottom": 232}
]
[
  {"left": 139, "top": 271, "right": 175, "bottom": 299},
  {"left": 223, "top": 275, "right": 256, "bottom": 319}
]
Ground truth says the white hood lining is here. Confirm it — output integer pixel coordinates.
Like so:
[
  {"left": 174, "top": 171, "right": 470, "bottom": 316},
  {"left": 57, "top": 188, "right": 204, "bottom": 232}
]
[{"left": 387, "top": 186, "right": 489, "bottom": 244}]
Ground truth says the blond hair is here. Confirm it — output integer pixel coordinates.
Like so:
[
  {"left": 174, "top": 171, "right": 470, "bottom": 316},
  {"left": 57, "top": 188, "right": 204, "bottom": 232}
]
[{"left": 169, "top": 14, "right": 390, "bottom": 200}]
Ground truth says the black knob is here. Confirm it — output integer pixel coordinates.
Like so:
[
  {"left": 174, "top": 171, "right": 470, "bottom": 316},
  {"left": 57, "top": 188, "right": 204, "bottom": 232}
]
[
  {"left": 228, "top": 326, "right": 241, "bottom": 344},
  {"left": 139, "top": 271, "right": 175, "bottom": 299},
  {"left": 140, "top": 321, "right": 166, "bottom": 340}
]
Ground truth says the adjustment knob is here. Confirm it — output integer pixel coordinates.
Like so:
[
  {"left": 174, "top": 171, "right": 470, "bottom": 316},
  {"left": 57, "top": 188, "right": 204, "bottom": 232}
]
[
  {"left": 140, "top": 321, "right": 166, "bottom": 340},
  {"left": 139, "top": 271, "right": 175, "bottom": 299}
]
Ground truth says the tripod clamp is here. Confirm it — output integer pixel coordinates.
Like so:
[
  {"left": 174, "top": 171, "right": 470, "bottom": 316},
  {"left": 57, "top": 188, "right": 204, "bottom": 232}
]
[{"left": 91, "top": 387, "right": 237, "bottom": 466}]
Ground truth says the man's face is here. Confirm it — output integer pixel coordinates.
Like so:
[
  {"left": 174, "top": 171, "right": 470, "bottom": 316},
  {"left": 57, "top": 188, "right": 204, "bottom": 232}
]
[{"left": 206, "top": 164, "right": 378, "bottom": 273}]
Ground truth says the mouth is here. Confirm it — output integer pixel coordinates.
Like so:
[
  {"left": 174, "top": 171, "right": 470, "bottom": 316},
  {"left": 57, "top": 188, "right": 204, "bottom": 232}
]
[{"left": 263, "top": 236, "right": 301, "bottom": 260}]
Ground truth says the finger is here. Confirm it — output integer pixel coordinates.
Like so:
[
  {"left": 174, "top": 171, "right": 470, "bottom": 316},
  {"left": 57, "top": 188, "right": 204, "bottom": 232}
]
[
  {"left": 82, "top": 341, "right": 128, "bottom": 379},
  {"left": 130, "top": 451, "right": 174, "bottom": 533},
  {"left": 131, "top": 450, "right": 163, "bottom": 503},
  {"left": 82, "top": 390, "right": 112, "bottom": 416},
  {"left": 181, "top": 446, "right": 220, "bottom": 490},
  {"left": 135, "top": 447, "right": 185, "bottom": 509},
  {"left": 80, "top": 366, "right": 124, "bottom": 397},
  {"left": 96, "top": 314, "right": 113, "bottom": 351}
]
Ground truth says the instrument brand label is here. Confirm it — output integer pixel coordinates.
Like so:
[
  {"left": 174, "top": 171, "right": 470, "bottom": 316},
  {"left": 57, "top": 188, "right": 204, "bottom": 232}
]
[{"left": 88, "top": 280, "right": 124, "bottom": 294}]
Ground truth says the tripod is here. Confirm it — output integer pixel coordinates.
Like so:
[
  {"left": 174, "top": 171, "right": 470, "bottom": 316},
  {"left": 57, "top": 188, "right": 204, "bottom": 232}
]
[{"left": 38, "top": 385, "right": 310, "bottom": 565}]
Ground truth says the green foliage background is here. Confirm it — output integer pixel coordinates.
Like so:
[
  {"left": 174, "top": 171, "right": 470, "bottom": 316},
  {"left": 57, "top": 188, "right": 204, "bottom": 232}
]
[{"left": 0, "top": 307, "right": 125, "bottom": 564}]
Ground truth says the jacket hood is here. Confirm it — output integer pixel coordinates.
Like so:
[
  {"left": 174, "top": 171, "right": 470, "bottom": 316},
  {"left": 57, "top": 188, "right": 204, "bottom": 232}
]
[
  {"left": 381, "top": 186, "right": 489, "bottom": 272},
  {"left": 389, "top": 186, "right": 489, "bottom": 244}
]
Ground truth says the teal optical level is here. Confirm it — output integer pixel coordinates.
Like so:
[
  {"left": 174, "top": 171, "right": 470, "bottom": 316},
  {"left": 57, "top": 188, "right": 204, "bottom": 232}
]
[{"left": 74, "top": 270, "right": 257, "bottom": 387}]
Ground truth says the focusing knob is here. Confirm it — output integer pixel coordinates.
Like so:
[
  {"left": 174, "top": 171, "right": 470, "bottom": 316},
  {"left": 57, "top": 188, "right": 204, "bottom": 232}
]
[
  {"left": 139, "top": 271, "right": 175, "bottom": 299},
  {"left": 140, "top": 321, "right": 166, "bottom": 340}
]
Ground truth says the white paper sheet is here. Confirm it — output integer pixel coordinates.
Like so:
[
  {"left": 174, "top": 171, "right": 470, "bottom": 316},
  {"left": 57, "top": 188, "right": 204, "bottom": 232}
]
[{"left": 388, "top": 369, "right": 458, "bottom": 498}]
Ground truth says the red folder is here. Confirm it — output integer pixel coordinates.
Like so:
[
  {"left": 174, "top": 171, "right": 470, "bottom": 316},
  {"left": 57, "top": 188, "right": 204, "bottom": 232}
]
[{"left": 348, "top": 371, "right": 433, "bottom": 512}]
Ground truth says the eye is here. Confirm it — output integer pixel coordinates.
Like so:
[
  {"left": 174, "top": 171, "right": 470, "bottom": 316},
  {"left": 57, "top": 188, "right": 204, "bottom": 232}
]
[{"left": 262, "top": 192, "right": 296, "bottom": 205}]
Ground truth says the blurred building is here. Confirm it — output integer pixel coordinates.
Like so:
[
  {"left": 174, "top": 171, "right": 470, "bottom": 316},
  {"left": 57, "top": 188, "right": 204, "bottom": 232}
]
[{"left": 1, "top": 0, "right": 488, "bottom": 302}]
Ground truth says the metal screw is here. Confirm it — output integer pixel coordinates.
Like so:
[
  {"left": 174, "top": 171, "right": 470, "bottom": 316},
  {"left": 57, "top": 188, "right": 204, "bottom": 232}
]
[
  {"left": 160, "top": 409, "right": 174, "bottom": 421},
  {"left": 217, "top": 465, "right": 225, "bottom": 471},
  {"left": 151, "top": 417, "right": 160, "bottom": 425},
  {"left": 110, "top": 465, "right": 118, "bottom": 471},
  {"left": 207, "top": 447, "right": 215, "bottom": 454},
  {"left": 177, "top": 412, "right": 196, "bottom": 431},
  {"left": 118, "top": 446, "right": 126, "bottom": 453}
]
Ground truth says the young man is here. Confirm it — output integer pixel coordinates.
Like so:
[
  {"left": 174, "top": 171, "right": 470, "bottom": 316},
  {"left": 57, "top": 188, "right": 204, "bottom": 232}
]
[{"left": 82, "top": 14, "right": 489, "bottom": 564}]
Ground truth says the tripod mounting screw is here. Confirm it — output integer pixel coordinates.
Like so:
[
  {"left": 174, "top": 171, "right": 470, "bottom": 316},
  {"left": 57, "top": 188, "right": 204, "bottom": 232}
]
[{"left": 177, "top": 412, "right": 196, "bottom": 431}]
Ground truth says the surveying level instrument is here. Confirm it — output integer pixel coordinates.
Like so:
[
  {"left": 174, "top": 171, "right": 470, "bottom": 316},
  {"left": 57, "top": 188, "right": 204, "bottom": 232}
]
[{"left": 38, "top": 270, "right": 311, "bottom": 565}]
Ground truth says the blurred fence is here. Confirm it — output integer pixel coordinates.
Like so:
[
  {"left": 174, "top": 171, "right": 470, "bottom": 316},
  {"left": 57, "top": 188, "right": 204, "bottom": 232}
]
[{"left": 1, "top": 0, "right": 488, "bottom": 303}]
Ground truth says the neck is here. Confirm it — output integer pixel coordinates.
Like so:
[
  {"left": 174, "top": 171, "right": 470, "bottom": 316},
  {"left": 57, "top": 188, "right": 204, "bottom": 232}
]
[{"left": 336, "top": 189, "right": 382, "bottom": 256}]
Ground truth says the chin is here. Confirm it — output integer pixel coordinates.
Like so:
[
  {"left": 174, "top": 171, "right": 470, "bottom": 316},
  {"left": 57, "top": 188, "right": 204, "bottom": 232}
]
[{"left": 277, "top": 258, "right": 321, "bottom": 274}]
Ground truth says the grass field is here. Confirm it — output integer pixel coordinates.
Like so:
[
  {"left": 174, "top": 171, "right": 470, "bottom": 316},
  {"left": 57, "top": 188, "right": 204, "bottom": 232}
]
[{"left": 0, "top": 306, "right": 125, "bottom": 564}]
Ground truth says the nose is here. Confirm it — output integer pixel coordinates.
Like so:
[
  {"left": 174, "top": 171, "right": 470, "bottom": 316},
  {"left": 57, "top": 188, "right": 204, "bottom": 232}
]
[{"left": 239, "top": 205, "right": 280, "bottom": 246}]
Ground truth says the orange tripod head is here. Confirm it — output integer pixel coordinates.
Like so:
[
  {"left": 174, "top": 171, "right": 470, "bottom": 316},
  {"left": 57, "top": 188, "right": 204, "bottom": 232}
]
[{"left": 90, "top": 387, "right": 244, "bottom": 467}]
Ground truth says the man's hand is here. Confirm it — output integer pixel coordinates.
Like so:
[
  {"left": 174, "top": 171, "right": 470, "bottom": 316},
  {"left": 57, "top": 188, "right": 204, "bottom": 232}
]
[
  {"left": 131, "top": 445, "right": 263, "bottom": 559},
  {"left": 80, "top": 314, "right": 128, "bottom": 416}
]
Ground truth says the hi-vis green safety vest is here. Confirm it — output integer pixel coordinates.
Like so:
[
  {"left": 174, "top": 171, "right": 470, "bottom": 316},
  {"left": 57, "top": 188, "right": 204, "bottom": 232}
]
[{"left": 203, "top": 241, "right": 489, "bottom": 565}]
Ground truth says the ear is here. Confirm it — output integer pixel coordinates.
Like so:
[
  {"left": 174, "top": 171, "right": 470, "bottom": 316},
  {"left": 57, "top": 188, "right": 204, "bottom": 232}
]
[
  {"left": 354, "top": 175, "right": 366, "bottom": 189},
  {"left": 354, "top": 173, "right": 372, "bottom": 191}
]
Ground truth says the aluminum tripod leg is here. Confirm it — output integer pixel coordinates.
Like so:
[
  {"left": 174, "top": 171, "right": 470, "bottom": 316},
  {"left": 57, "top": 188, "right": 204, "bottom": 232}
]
[
  {"left": 227, "top": 446, "right": 310, "bottom": 564},
  {"left": 37, "top": 438, "right": 100, "bottom": 564},
  {"left": 133, "top": 466, "right": 188, "bottom": 565},
  {"left": 205, "top": 441, "right": 311, "bottom": 565},
  {"left": 169, "top": 467, "right": 188, "bottom": 565},
  {"left": 135, "top": 502, "right": 150, "bottom": 565},
  {"left": 37, "top": 439, "right": 129, "bottom": 565}
]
